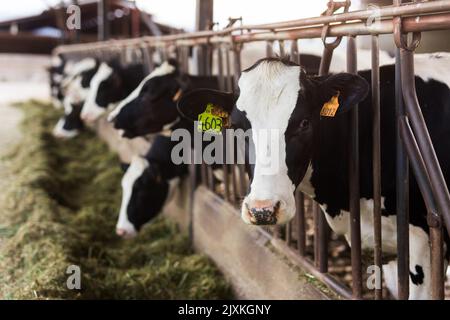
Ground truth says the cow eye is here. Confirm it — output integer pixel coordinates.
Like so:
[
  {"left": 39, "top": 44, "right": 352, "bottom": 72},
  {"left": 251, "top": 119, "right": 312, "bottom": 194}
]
[{"left": 299, "top": 119, "right": 309, "bottom": 130}]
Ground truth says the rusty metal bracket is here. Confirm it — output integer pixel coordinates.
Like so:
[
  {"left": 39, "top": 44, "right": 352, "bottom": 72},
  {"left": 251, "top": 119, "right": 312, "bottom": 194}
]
[
  {"left": 321, "top": 0, "right": 351, "bottom": 49},
  {"left": 393, "top": 0, "right": 421, "bottom": 50}
]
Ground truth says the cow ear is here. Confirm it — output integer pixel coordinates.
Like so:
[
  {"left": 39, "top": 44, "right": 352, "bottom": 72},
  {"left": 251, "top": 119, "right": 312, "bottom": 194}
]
[
  {"left": 318, "top": 73, "right": 369, "bottom": 116},
  {"left": 177, "top": 89, "right": 235, "bottom": 122}
]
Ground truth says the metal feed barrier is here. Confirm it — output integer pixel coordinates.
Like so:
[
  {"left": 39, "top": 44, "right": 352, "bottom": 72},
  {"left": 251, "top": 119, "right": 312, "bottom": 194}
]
[{"left": 55, "top": 0, "right": 450, "bottom": 300}]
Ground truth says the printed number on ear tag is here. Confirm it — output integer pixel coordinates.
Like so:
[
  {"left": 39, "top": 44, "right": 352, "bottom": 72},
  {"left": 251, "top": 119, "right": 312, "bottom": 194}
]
[
  {"left": 197, "top": 103, "right": 229, "bottom": 135},
  {"left": 320, "top": 92, "right": 340, "bottom": 117}
]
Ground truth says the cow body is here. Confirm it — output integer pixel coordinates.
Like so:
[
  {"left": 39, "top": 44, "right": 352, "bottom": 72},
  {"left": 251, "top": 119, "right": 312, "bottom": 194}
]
[
  {"left": 179, "top": 53, "right": 450, "bottom": 299},
  {"left": 53, "top": 58, "right": 99, "bottom": 138}
]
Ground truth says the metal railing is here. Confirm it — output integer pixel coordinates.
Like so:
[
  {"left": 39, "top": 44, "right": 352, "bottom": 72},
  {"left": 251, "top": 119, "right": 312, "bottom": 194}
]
[{"left": 54, "top": 0, "right": 450, "bottom": 300}]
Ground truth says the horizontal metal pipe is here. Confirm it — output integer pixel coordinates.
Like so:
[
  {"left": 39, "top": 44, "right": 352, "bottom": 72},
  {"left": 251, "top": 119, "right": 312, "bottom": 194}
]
[
  {"left": 234, "top": 0, "right": 450, "bottom": 31},
  {"left": 54, "top": 10, "right": 450, "bottom": 54}
]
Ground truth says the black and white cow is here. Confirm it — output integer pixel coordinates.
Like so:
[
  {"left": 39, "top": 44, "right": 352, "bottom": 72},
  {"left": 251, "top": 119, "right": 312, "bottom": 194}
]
[
  {"left": 116, "top": 135, "right": 188, "bottom": 238},
  {"left": 178, "top": 54, "right": 450, "bottom": 299},
  {"left": 107, "top": 59, "right": 221, "bottom": 138},
  {"left": 80, "top": 60, "right": 146, "bottom": 122},
  {"left": 53, "top": 58, "right": 99, "bottom": 138}
]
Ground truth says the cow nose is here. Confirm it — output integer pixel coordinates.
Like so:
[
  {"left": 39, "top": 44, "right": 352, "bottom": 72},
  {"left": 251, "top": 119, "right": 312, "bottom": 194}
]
[
  {"left": 116, "top": 228, "right": 137, "bottom": 239},
  {"left": 245, "top": 200, "right": 281, "bottom": 225}
]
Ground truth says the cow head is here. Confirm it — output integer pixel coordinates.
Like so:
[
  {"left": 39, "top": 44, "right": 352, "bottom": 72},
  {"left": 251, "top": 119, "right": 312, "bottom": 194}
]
[
  {"left": 81, "top": 61, "right": 126, "bottom": 122},
  {"left": 52, "top": 103, "right": 84, "bottom": 138},
  {"left": 115, "top": 156, "right": 173, "bottom": 238},
  {"left": 108, "top": 60, "right": 181, "bottom": 138},
  {"left": 178, "top": 57, "right": 368, "bottom": 225}
]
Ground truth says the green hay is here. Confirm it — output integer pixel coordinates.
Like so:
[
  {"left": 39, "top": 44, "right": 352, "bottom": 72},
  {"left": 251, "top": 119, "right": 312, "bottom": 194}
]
[{"left": 0, "top": 100, "right": 232, "bottom": 299}]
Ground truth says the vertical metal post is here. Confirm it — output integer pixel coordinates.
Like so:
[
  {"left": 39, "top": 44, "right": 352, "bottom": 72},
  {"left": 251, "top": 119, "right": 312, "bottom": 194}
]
[
  {"left": 195, "top": 0, "right": 213, "bottom": 75},
  {"left": 371, "top": 35, "right": 383, "bottom": 300},
  {"left": 347, "top": 35, "right": 363, "bottom": 299},
  {"left": 266, "top": 40, "right": 274, "bottom": 57},
  {"left": 278, "top": 40, "right": 285, "bottom": 57},
  {"left": 97, "top": 0, "right": 110, "bottom": 41},
  {"left": 290, "top": 40, "right": 300, "bottom": 64},
  {"left": 395, "top": 48, "right": 410, "bottom": 300},
  {"left": 296, "top": 192, "right": 306, "bottom": 256},
  {"left": 313, "top": 42, "right": 333, "bottom": 274}
]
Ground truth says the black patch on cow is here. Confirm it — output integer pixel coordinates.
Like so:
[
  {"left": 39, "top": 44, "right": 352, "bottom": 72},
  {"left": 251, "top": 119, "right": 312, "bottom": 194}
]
[
  {"left": 95, "top": 61, "right": 146, "bottom": 108},
  {"left": 410, "top": 265, "right": 425, "bottom": 285},
  {"left": 80, "top": 61, "right": 100, "bottom": 88},
  {"left": 62, "top": 103, "right": 84, "bottom": 131}
]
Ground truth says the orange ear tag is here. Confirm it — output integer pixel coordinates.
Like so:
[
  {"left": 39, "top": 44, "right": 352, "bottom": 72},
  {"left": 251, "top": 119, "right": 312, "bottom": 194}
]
[
  {"left": 172, "top": 89, "right": 183, "bottom": 102},
  {"left": 320, "top": 92, "right": 340, "bottom": 117}
]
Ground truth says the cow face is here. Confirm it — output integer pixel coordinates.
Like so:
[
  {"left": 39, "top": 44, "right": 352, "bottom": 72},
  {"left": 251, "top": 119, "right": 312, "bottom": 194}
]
[
  {"left": 108, "top": 60, "right": 180, "bottom": 138},
  {"left": 81, "top": 62, "right": 124, "bottom": 122},
  {"left": 178, "top": 58, "right": 368, "bottom": 225},
  {"left": 52, "top": 103, "right": 84, "bottom": 138},
  {"left": 116, "top": 156, "right": 172, "bottom": 238}
]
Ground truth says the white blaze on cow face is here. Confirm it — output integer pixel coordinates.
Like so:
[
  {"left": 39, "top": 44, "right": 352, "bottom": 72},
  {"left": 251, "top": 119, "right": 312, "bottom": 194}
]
[
  {"left": 107, "top": 61, "right": 176, "bottom": 122},
  {"left": 61, "top": 58, "right": 96, "bottom": 89},
  {"left": 64, "top": 75, "right": 89, "bottom": 107},
  {"left": 116, "top": 156, "right": 149, "bottom": 238},
  {"left": 52, "top": 118, "right": 79, "bottom": 139},
  {"left": 81, "top": 62, "right": 113, "bottom": 122},
  {"left": 236, "top": 60, "right": 301, "bottom": 225}
]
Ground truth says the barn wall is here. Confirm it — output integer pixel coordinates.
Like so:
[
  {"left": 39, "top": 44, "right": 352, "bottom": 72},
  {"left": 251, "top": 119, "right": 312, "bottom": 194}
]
[{"left": 94, "top": 116, "right": 335, "bottom": 300}]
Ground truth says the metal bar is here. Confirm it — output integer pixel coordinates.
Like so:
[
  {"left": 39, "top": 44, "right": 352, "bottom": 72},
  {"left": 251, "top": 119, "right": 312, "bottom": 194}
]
[
  {"left": 400, "top": 49, "right": 450, "bottom": 238},
  {"left": 285, "top": 221, "right": 292, "bottom": 245},
  {"left": 266, "top": 40, "right": 274, "bottom": 57},
  {"left": 229, "top": 0, "right": 450, "bottom": 32},
  {"left": 290, "top": 40, "right": 299, "bottom": 64},
  {"left": 217, "top": 45, "right": 225, "bottom": 90},
  {"left": 55, "top": 12, "right": 450, "bottom": 54},
  {"left": 296, "top": 191, "right": 306, "bottom": 256},
  {"left": 347, "top": 35, "right": 362, "bottom": 299},
  {"left": 97, "top": 0, "right": 110, "bottom": 41},
  {"left": 188, "top": 162, "right": 197, "bottom": 245},
  {"left": 278, "top": 40, "right": 285, "bottom": 57},
  {"left": 399, "top": 117, "right": 445, "bottom": 300},
  {"left": 319, "top": 46, "right": 333, "bottom": 77},
  {"left": 371, "top": 34, "right": 383, "bottom": 300},
  {"left": 313, "top": 41, "right": 334, "bottom": 274},
  {"left": 224, "top": 47, "right": 233, "bottom": 92},
  {"left": 395, "top": 48, "right": 410, "bottom": 300},
  {"left": 430, "top": 223, "right": 445, "bottom": 300}
]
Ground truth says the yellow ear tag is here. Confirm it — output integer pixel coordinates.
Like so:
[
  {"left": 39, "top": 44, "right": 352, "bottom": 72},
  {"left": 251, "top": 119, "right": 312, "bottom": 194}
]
[
  {"left": 172, "top": 89, "right": 183, "bottom": 102},
  {"left": 320, "top": 92, "right": 340, "bottom": 117},
  {"left": 197, "top": 103, "right": 229, "bottom": 135}
]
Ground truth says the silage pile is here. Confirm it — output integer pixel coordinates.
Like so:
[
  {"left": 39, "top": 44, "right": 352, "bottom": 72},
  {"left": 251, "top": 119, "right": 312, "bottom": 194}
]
[{"left": 0, "top": 101, "right": 232, "bottom": 299}]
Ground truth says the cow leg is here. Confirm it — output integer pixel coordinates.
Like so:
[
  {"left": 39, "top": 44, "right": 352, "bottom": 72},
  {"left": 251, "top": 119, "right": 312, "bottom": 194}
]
[{"left": 383, "top": 224, "right": 432, "bottom": 300}]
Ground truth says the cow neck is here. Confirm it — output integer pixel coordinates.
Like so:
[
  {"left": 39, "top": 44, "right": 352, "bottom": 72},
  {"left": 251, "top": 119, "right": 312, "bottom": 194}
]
[{"left": 310, "top": 113, "right": 352, "bottom": 216}]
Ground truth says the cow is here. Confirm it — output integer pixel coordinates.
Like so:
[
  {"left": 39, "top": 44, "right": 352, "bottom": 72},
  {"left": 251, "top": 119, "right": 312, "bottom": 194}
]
[
  {"left": 107, "top": 59, "right": 221, "bottom": 138},
  {"left": 52, "top": 58, "right": 99, "bottom": 139},
  {"left": 80, "top": 60, "right": 146, "bottom": 122},
  {"left": 115, "top": 135, "right": 188, "bottom": 238},
  {"left": 177, "top": 53, "right": 450, "bottom": 299}
]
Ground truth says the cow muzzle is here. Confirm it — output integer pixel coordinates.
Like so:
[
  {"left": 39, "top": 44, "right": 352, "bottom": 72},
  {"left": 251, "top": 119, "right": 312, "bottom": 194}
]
[
  {"left": 116, "top": 227, "right": 137, "bottom": 239},
  {"left": 243, "top": 200, "right": 281, "bottom": 225}
]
